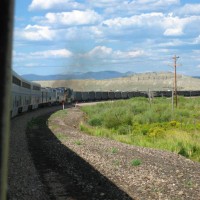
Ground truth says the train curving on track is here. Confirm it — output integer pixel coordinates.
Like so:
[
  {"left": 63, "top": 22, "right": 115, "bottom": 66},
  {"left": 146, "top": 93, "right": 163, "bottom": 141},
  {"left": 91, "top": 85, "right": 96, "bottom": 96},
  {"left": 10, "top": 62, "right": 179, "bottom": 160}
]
[
  {"left": 71, "top": 90, "right": 200, "bottom": 102},
  {"left": 11, "top": 70, "right": 66, "bottom": 117},
  {"left": 11, "top": 69, "right": 200, "bottom": 116}
]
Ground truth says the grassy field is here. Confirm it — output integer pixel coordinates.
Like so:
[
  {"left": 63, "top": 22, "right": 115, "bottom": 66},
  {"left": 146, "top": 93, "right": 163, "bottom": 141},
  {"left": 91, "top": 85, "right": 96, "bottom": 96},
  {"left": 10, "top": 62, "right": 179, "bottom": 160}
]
[{"left": 80, "top": 97, "right": 200, "bottom": 162}]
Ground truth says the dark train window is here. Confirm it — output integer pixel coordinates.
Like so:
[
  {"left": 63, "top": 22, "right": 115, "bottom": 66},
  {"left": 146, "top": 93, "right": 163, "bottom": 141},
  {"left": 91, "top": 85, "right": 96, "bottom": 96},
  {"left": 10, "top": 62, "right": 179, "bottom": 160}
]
[
  {"left": 32, "top": 85, "right": 41, "bottom": 91},
  {"left": 22, "top": 81, "right": 31, "bottom": 89},
  {"left": 12, "top": 76, "right": 21, "bottom": 86}
]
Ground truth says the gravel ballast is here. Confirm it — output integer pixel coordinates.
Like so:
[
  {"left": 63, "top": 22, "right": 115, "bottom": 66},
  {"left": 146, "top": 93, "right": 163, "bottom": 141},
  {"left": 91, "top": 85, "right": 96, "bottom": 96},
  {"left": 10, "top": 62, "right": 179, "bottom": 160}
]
[{"left": 8, "top": 105, "right": 200, "bottom": 199}]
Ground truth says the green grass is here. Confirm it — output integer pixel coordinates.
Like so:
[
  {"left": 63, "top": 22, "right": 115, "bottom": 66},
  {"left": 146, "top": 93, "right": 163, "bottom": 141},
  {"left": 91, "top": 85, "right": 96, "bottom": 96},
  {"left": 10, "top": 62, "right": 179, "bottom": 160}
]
[
  {"left": 131, "top": 159, "right": 142, "bottom": 166},
  {"left": 110, "top": 147, "right": 118, "bottom": 154},
  {"left": 80, "top": 97, "right": 200, "bottom": 162},
  {"left": 50, "top": 109, "right": 68, "bottom": 118},
  {"left": 74, "top": 140, "right": 82, "bottom": 145},
  {"left": 55, "top": 132, "right": 68, "bottom": 140}
]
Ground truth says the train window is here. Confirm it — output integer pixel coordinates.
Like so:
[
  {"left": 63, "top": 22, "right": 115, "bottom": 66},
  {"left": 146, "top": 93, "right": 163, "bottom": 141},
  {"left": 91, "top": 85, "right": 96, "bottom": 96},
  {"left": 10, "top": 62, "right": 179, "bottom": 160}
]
[
  {"left": 32, "top": 85, "right": 41, "bottom": 91},
  {"left": 22, "top": 81, "right": 31, "bottom": 89},
  {"left": 12, "top": 76, "right": 21, "bottom": 86}
]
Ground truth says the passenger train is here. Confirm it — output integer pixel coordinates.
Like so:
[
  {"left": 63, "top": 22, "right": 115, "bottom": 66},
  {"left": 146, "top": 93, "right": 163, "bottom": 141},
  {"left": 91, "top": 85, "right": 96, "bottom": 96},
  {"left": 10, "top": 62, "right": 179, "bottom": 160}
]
[
  {"left": 11, "top": 71, "right": 66, "bottom": 117},
  {"left": 11, "top": 70, "right": 200, "bottom": 117}
]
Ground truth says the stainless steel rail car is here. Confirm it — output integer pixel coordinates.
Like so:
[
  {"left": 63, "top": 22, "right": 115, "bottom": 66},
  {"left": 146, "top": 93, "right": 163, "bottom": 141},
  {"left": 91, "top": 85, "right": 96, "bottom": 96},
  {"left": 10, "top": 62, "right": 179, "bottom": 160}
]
[{"left": 11, "top": 71, "right": 65, "bottom": 117}]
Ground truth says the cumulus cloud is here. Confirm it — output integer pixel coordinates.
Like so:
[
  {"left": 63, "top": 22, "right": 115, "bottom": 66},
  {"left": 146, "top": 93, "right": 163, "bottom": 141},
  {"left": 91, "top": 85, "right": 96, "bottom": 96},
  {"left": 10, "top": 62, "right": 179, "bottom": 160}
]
[
  {"left": 113, "top": 50, "right": 145, "bottom": 58},
  {"left": 19, "top": 25, "right": 56, "bottom": 41},
  {"left": 177, "top": 4, "right": 200, "bottom": 16},
  {"left": 29, "top": 0, "right": 84, "bottom": 11},
  {"left": 163, "top": 28, "right": 183, "bottom": 36},
  {"left": 30, "top": 49, "right": 73, "bottom": 58},
  {"left": 194, "top": 35, "right": 200, "bottom": 44},
  {"left": 86, "top": 46, "right": 112, "bottom": 58},
  {"left": 88, "top": 0, "right": 179, "bottom": 10},
  {"left": 102, "top": 12, "right": 163, "bottom": 27},
  {"left": 83, "top": 46, "right": 145, "bottom": 59},
  {"left": 92, "top": 0, "right": 180, "bottom": 16},
  {"left": 87, "top": 0, "right": 121, "bottom": 8},
  {"left": 43, "top": 10, "right": 101, "bottom": 26},
  {"left": 102, "top": 12, "right": 200, "bottom": 37}
]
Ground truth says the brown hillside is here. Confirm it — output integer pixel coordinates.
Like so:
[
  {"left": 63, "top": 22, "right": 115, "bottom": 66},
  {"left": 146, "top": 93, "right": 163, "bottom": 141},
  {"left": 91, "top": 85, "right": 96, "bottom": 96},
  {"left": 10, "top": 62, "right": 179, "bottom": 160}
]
[{"left": 35, "top": 72, "right": 200, "bottom": 91}]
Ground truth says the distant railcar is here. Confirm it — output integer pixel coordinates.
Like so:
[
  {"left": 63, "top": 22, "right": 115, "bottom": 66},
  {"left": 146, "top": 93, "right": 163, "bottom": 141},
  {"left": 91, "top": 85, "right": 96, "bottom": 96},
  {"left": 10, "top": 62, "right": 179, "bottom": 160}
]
[
  {"left": 88, "top": 91, "right": 95, "bottom": 101},
  {"left": 102, "top": 92, "right": 108, "bottom": 100},
  {"left": 95, "top": 92, "right": 102, "bottom": 101},
  {"left": 121, "top": 91, "right": 128, "bottom": 99},
  {"left": 108, "top": 91, "right": 115, "bottom": 100},
  {"left": 82, "top": 92, "right": 89, "bottom": 101},
  {"left": 127, "top": 91, "right": 134, "bottom": 98},
  {"left": 115, "top": 91, "right": 122, "bottom": 99},
  {"left": 72, "top": 91, "right": 83, "bottom": 102}
]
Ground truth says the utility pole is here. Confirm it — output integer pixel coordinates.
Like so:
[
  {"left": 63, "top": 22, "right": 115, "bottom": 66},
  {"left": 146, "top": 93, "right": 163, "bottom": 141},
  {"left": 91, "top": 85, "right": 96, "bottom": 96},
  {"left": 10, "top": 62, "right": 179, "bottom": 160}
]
[{"left": 172, "top": 55, "right": 179, "bottom": 108}]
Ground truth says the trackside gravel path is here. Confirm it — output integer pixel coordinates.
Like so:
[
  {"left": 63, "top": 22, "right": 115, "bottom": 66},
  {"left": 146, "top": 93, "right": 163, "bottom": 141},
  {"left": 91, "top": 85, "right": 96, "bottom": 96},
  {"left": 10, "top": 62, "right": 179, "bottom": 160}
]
[{"left": 8, "top": 105, "right": 200, "bottom": 199}]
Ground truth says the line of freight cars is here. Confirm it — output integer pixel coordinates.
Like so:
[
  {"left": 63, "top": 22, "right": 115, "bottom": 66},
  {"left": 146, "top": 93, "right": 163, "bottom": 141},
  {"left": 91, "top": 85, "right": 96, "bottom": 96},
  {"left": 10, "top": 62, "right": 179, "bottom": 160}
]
[{"left": 71, "top": 90, "right": 200, "bottom": 102}]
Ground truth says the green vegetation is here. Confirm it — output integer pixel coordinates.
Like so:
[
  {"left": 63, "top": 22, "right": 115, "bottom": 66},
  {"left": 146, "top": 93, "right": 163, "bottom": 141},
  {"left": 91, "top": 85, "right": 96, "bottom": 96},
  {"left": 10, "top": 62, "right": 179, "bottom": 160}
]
[
  {"left": 55, "top": 132, "right": 68, "bottom": 140},
  {"left": 131, "top": 159, "right": 142, "bottom": 166},
  {"left": 74, "top": 140, "right": 82, "bottom": 145},
  {"left": 110, "top": 147, "right": 118, "bottom": 154},
  {"left": 80, "top": 97, "right": 200, "bottom": 162},
  {"left": 50, "top": 109, "right": 68, "bottom": 118}
]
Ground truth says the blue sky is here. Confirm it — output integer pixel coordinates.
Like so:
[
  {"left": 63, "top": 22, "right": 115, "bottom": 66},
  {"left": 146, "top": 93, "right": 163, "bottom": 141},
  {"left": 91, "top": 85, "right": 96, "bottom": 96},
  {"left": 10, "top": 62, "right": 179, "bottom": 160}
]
[{"left": 13, "top": 0, "right": 200, "bottom": 76}]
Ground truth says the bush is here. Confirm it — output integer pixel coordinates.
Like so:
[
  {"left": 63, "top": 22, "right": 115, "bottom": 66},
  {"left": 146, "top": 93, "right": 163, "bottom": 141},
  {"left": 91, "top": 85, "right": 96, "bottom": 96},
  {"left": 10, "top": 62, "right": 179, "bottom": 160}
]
[
  {"left": 117, "top": 125, "right": 132, "bottom": 135},
  {"left": 169, "top": 120, "right": 180, "bottom": 127},
  {"left": 148, "top": 127, "right": 165, "bottom": 138},
  {"left": 80, "top": 97, "right": 200, "bottom": 162},
  {"left": 88, "top": 117, "right": 102, "bottom": 126}
]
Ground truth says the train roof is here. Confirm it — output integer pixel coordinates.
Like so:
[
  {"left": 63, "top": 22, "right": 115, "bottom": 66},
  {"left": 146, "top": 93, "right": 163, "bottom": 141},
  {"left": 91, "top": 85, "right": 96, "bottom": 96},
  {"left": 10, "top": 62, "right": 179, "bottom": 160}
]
[{"left": 12, "top": 70, "right": 41, "bottom": 87}]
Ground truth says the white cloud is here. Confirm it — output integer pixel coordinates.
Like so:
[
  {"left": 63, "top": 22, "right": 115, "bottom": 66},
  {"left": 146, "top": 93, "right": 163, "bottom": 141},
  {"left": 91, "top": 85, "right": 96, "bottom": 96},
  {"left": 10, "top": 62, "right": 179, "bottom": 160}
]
[
  {"left": 88, "top": 0, "right": 179, "bottom": 10},
  {"left": 20, "top": 25, "right": 56, "bottom": 41},
  {"left": 44, "top": 10, "right": 101, "bottom": 25},
  {"left": 86, "top": 0, "right": 121, "bottom": 8},
  {"left": 194, "top": 35, "right": 200, "bottom": 44},
  {"left": 29, "top": 0, "right": 84, "bottom": 11},
  {"left": 102, "top": 12, "right": 200, "bottom": 37},
  {"left": 86, "top": 46, "right": 112, "bottom": 58},
  {"left": 30, "top": 49, "right": 72, "bottom": 58},
  {"left": 83, "top": 46, "right": 145, "bottom": 59},
  {"left": 157, "top": 39, "right": 184, "bottom": 47},
  {"left": 178, "top": 4, "right": 200, "bottom": 16},
  {"left": 94, "top": 0, "right": 180, "bottom": 16},
  {"left": 134, "top": 0, "right": 180, "bottom": 7},
  {"left": 163, "top": 28, "right": 183, "bottom": 36},
  {"left": 102, "top": 12, "right": 163, "bottom": 27},
  {"left": 113, "top": 50, "right": 145, "bottom": 58}
]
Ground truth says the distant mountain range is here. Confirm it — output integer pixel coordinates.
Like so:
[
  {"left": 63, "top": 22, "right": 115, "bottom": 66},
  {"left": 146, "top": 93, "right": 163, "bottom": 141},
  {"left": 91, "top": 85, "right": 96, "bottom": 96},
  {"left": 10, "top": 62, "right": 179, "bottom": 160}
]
[
  {"left": 34, "top": 72, "right": 200, "bottom": 91},
  {"left": 21, "top": 71, "right": 135, "bottom": 81}
]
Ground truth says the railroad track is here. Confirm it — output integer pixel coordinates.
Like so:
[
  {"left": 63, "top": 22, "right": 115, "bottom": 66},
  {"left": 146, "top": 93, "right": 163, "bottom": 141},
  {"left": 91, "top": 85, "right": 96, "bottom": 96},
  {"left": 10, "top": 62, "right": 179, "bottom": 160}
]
[{"left": 8, "top": 106, "right": 132, "bottom": 200}]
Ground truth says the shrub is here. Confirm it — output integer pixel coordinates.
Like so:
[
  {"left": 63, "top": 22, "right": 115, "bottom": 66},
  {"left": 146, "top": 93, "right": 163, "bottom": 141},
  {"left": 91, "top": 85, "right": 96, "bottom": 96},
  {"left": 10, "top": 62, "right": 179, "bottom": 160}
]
[
  {"left": 117, "top": 125, "right": 132, "bottom": 135},
  {"left": 169, "top": 120, "right": 180, "bottom": 127},
  {"left": 88, "top": 117, "right": 102, "bottom": 126},
  {"left": 148, "top": 127, "right": 165, "bottom": 138}
]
